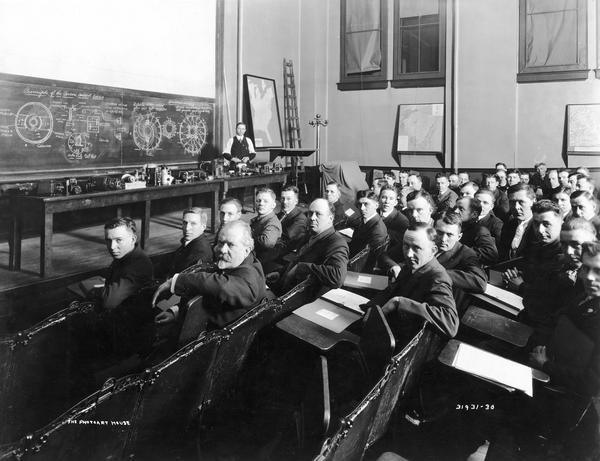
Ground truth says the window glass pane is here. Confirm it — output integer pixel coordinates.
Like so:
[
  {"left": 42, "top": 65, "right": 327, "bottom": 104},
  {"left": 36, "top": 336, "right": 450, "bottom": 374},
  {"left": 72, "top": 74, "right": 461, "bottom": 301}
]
[
  {"left": 420, "top": 24, "right": 440, "bottom": 72},
  {"left": 526, "top": 10, "right": 578, "bottom": 66},
  {"left": 527, "top": 0, "right": 577, "bottom": 14},
  {"left": 421, "top": 13, "right": 440, "bottom": 25},
  {"left": 346, "top": 0, "right": 380, "bottom": 32},
  {"left": 400, "top": 28, "right": 420, "bottom": 73},
  {"left": 346, "top": 30, "right": 382, "bottom": 74},
  {"left": 400, "top": 0, "right": 438, "bottom": 18}
]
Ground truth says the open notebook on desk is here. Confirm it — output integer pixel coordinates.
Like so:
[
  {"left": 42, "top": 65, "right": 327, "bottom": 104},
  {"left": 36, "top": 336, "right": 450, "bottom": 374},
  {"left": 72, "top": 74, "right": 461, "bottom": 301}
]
[
  {"left": 294, "top": 288, "right": 368, "bottom": 334},
  {"left": 449, "top": 341, "right": 533, "bottom": 396}
]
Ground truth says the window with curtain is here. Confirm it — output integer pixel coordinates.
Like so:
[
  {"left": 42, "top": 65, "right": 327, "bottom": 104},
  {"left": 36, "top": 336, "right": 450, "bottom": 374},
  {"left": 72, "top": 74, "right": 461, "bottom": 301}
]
[
  {"left": 392, "top": 0, "right": 446, "bottom": 88},
  {"left": 338, "top": 0, "right": 388, "bottom": 91},
  {"left": 518, "top": 0, "right": 588, "bottom": 82}
]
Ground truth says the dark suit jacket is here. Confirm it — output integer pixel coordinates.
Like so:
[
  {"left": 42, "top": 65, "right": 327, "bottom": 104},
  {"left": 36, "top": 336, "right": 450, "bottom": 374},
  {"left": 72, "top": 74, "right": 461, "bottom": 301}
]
[
  {"left": 349, "top": 214, "right": 389, "bottom": 272},
  {"left": 277, "top": 206, "right": 308, "bottom": 252},
  {"left": 381, "top": 208, "right": 409, "bottom": 247},
  {"left": 461, "top": 221, "right": 499, "bottom": 265},
  {"left": 250, "top": 212, "right": 283, "bottom": 264},
  {"left": 434, "top": 189, "right": 458, "bottom": 214},
  {"left": 437, "top": 242, "right": 487, "bottom": 293},
  {"left": 102, "top": 245, "right": 153, "bottom": 312},
  {"left": 163, "top": 234, "right": 213, "bottom": 277},
  {"left": 478, "top": 212, "right": 503, "bottom": 247},
  {"left": 492, "top": 189, "right": 510, "bottom": 222},
  {"left": 281, "top": 226, "right": 349, "bottom": 293},
  {"left": 369, "top": 258, "right": 458, "bottom": 338},
  {"left": 333, "top": 200, "right": 361, "bottom": 230},
  {"left": 498, "top": 218, "right": 534, "bottom": 261},
  {"left": 174, "top": 254, "right": 266, "bottom": 328}
]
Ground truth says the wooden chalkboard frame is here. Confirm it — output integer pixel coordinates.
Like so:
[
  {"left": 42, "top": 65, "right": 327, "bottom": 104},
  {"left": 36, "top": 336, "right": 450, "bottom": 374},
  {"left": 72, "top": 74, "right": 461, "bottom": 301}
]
[{"left": 0, "top": 73, "right": 216, "bottom": 183}]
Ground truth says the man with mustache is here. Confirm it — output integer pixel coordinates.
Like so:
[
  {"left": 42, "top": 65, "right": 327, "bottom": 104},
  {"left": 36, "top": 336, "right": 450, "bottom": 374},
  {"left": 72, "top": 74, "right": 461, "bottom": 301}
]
[
  {"left": 276, "top": 198, "right": 348, "bottom": 295},
  {"left": 152, "top": 220, "right": 265, "bottom": 335}
]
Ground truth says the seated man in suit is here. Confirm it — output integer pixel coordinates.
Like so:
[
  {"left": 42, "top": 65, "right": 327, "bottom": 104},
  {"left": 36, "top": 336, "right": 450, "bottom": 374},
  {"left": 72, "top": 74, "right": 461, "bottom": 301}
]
[
  {"left": 475, "top": 189, "right": 503, "bottom": 247},
  {"left": 455, "top": 196, "right": 499, "bottom": 265},
  {"left": 571, "top": 190, "right": 600, "bottom": 235},
  {"left": 250, "top": 187, "right": 282, "bottom": 266},
  {"left": 349, "top": 190, "right": 389, "bottom": 272},
  {"left": 433, "top": 173, "right": 458, "bottom": 215},
  {"left": 503, "top": 200, "right": 565, "bottom": 331},
  {"left": 157, "top": 207, "right": 213, "bottom": 279},
  {"left": 485, "top": 173, "right": 510, "bottom": 222},
  {"left": 218, "top": 197, "right": 243, "bottom": 233},
  {"left": 523, "top": 241, "right": 600, "bottom": 458},
  {"left": 153, "top": 220, "right": 266, "bottom": 334},
  {"left": 434, "top": 211, "right": 487, "bottom": 296},
  {"left": 75, "top": 217, "right": 154, "bottom": 368},
  {"left": 498, "top": 183, "right": 536, "bottom": 260},
  {"left": 459, "top": 181, "right": 479, "bottom": 199},
  {"left": 366, "top": 223, "right": 458, "bottom": 342},
  {"left": 276, "top": 185, "right": 308, "bottom": 254},
  {"left": 379, "top": 185, "right": 409, "bottom": 247},
  {"left": 449, "top": 173, "right": 461, "bottom": 194},
  {"left": 378, "top": 189, "right": 437, "bottom": 273},
  {"left": 276, "top": 198, "right": 349, "bottom": 295},
  {"left": 325, "top": 180, "right": 361, "bottom": 230},
  {"left": 560, "top": 218, "right": 597, "bottom": 288}
]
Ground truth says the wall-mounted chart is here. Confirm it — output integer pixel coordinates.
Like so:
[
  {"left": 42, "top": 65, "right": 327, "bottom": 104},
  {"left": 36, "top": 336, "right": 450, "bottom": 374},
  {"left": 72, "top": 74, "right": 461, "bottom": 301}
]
[{"left": 0, "top": 73, "right": 214, "bottom": 175}]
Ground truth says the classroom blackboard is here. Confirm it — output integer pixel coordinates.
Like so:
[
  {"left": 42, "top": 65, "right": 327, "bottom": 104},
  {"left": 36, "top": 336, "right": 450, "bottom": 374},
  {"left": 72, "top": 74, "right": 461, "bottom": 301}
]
[{"left": 0, "top": 73, "right": 214, "bottom": 178}]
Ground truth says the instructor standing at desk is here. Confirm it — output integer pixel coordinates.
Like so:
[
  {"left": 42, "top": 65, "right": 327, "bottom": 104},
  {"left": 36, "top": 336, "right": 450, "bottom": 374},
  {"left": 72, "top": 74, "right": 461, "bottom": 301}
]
[{"left": 222, "top": 122, "right": 256, "bottom": 164}]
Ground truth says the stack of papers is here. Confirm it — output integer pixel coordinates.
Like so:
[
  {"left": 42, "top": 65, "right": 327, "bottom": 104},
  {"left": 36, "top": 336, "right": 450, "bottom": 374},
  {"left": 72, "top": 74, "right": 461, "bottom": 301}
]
[
  {"left": 452, "top": 342, "right": 533, "bottom": 396},
  {"left": 484, "top": 284, "right": 525, "bottom": 312},
  {"left": 339, "top": 228, "right": 354, "bottom": 238}
]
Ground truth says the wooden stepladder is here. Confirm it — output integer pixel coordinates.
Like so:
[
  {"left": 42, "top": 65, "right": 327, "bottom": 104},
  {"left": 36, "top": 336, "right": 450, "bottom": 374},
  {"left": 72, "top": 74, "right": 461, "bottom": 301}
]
[{"left": 283, "top": 59, "right": 307, "bottom": 193}]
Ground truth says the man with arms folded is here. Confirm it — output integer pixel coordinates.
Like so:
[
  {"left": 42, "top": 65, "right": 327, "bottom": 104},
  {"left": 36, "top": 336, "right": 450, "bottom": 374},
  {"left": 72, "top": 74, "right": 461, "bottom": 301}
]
[
  {"left": 366, "top": 223, "right": 459, "bottom": 342},
  {"left": 153, "top": 221, "right": 266, "bottom": 334},
  {"left": 275, "top": 198, "right": 349, "bottom": 295}
]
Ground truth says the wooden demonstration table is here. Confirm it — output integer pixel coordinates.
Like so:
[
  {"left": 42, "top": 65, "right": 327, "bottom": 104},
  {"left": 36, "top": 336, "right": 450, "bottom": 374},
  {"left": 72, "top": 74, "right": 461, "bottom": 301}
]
[
  {"left": 9, "top": 180, "right": 222, "bottom": 277},
  {"left": 221, "top": 171, "right": 288, "bottom": 200}
]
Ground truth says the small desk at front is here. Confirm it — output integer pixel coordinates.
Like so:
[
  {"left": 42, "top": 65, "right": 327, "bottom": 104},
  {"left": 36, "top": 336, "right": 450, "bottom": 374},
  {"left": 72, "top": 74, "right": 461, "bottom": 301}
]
[
  {"left": 9, "top": 181, "right": 222, "bottom": 277},
  {"left": 220, "top": 171, "right": 288, "bottom": 199}
]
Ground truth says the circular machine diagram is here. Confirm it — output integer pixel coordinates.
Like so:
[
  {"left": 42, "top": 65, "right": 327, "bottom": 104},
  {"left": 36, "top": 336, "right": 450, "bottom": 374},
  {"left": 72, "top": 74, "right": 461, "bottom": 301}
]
[
  {"left": 161, "top": 117, "right": 177, "bottom": 139},
  {"left": 132, "top": 113, "right": 162, "bottom": 154},
  {"left": 179, "top": 112, "right": 207, "bottom": 155},
  {"left": 15, "top": 102, "right": 54, "bottom": 144}
]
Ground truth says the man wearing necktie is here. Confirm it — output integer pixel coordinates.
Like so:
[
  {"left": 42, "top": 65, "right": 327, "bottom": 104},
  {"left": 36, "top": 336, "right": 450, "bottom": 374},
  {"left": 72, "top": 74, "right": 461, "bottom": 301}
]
[
  {"left": 276, "top": 198, "right": 348, "bottom": 295},
  {"left": 222, "top": 122, "right": 256, "bottom": 164},
  {"left": 498, "top": 183, "right": 536, "bottom": 260}
]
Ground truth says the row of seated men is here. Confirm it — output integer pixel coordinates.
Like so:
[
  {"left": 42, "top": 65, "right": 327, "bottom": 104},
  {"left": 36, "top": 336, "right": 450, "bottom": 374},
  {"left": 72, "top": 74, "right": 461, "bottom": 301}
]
[{"left": 73, "top": 167, "right": 598, "bottom": 459}]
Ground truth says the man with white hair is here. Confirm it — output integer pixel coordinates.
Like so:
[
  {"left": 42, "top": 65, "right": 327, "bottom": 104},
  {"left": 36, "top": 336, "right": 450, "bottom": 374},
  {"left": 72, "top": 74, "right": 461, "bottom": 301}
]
[{"left": 153, "top": 220, "right": 266, "bottom": 333}]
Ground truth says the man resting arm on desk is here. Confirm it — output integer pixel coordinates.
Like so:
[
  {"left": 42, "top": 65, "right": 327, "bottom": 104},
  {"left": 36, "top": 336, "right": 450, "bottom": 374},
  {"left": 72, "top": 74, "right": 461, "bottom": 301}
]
[
  {"left": 367, "top": 223, "right": 458, "bottom": 339},
  {"left": 153, "top": 221, "right": 266, "bottom": 332}
]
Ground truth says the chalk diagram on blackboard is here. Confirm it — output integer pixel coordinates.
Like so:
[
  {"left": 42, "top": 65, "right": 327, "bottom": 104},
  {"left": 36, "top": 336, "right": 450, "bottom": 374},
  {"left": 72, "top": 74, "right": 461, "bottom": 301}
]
[
  {"left": 14, "top": 102, "right": 53, "bottom": 144},
  {"left": 133, "top": 112, "right": 162, "bottom": 155},
  {"left": 179, "top": 111, "right": 207, "bottom": 155},
  {"left": 161, "top": 117, "right": 177, "bottom": 140}
]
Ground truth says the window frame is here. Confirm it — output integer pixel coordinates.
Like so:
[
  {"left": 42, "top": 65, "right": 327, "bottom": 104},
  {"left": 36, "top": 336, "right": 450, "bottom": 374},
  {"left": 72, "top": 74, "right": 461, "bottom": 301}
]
[
  {"left": 337, "top": 0, "right": 389, "bottom": 91},
  {"left": 518, "top": 0, "right": 588, "bottom": 83},
  {"left": 392, "top": 0, "right": 447, "bottom": 88}
]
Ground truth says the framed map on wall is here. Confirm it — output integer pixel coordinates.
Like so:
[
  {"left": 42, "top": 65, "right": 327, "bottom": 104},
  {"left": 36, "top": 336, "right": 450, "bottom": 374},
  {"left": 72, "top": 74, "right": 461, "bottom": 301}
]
[
  {"left": 395, "top": 103, "right": 444, "bottom": 153},
  {"left": 243, "top": 74, "right": 284, "bottom": 150},
  {"left": 567, "top": 104, "right": 600, "bottom": 155}
]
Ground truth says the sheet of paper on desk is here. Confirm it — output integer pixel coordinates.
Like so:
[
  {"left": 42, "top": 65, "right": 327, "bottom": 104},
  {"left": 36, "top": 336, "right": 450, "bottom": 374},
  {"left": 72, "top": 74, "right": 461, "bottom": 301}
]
[
  {"left": 322, "top": 288, "right": 369, "bottom": 313},
  {"left": 339, "top": 228, "right": 354, "bottom": 238},
  {"left": 453, "top": 342, "right": 533, "bottom": 397},
  {"left": 484, "top": 284, "right": 524, "bottom": 312}
]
